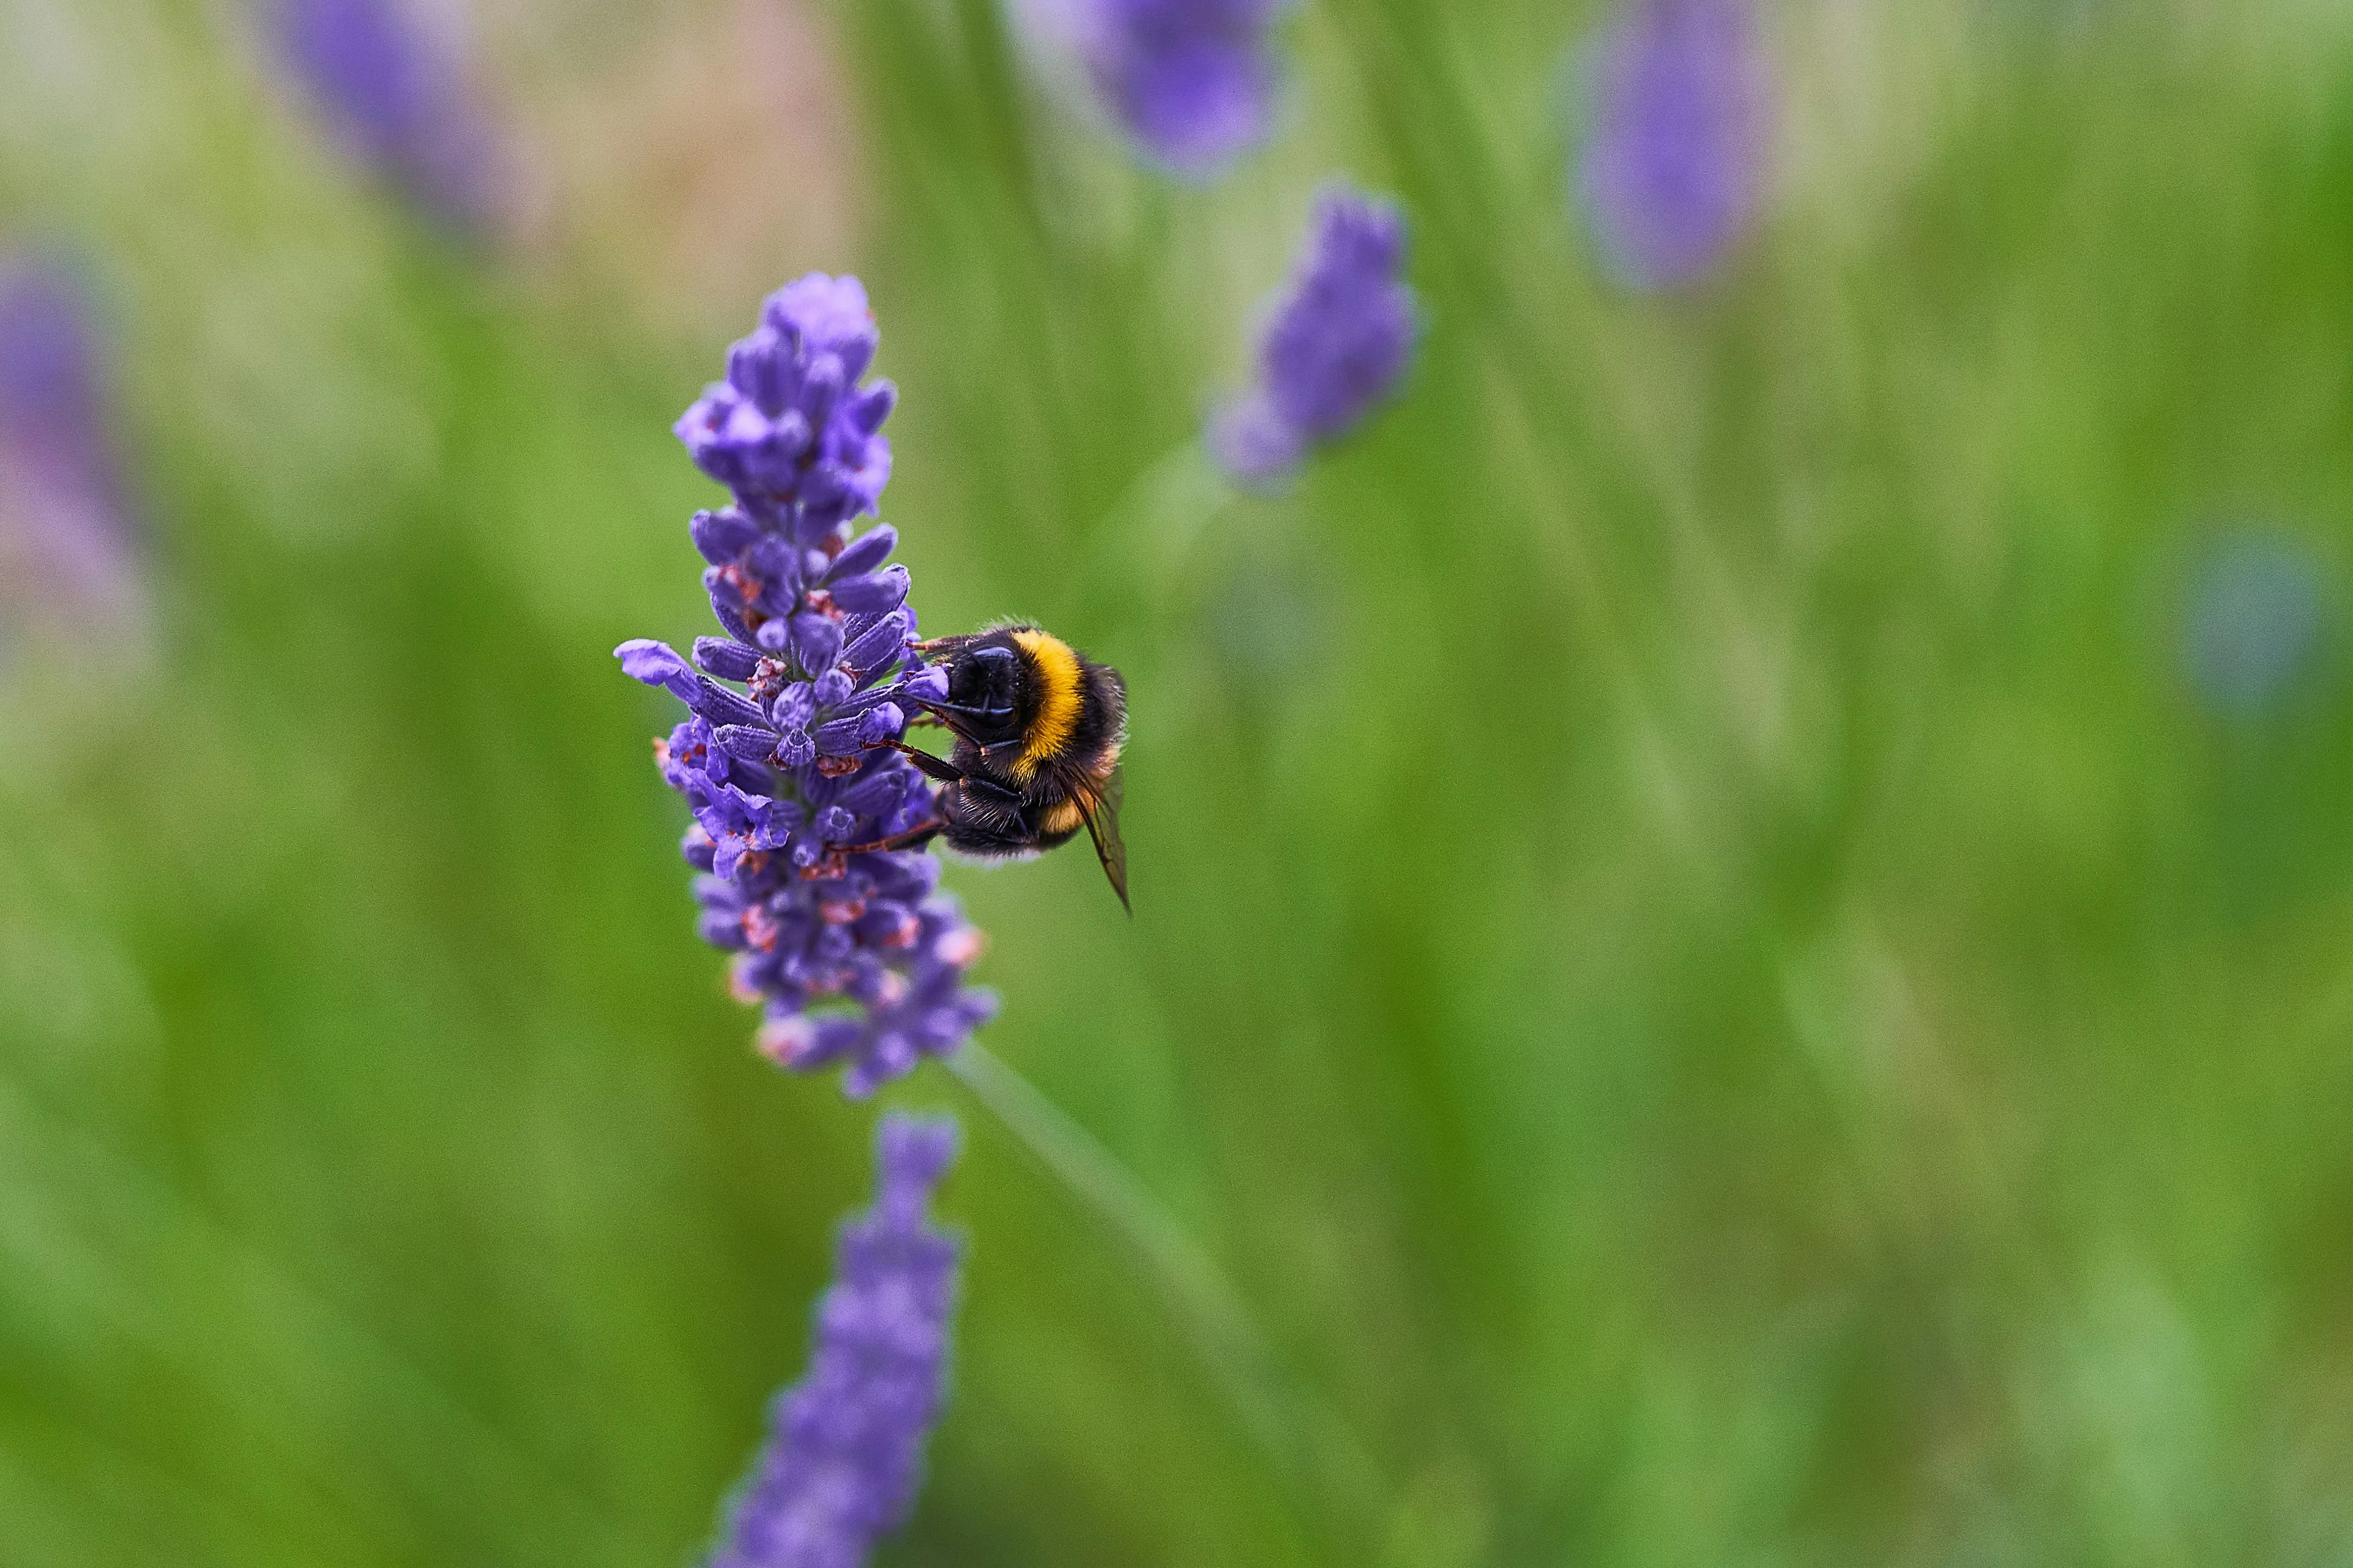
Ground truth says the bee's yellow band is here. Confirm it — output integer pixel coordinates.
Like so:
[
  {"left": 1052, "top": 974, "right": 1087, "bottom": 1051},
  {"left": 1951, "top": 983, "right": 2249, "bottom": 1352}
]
[{"left": 1010, "top": 629, "right": 1081, "bottom": 778}]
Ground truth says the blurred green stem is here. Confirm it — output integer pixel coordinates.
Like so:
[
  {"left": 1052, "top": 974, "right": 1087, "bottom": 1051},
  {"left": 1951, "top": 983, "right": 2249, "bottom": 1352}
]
[
  {"left": 1072, "top": 436, "right": 1236, "bottom": 625},
  {"left": 0, "top": 1082, "right": 662, "bottom": 1564},
  {"left": 948, "top": 1042, "right": 1386, "bottom": 1551}
]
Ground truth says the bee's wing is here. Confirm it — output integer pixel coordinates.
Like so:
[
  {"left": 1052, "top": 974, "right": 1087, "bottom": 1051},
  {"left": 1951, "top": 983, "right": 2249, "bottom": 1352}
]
[{"left": 1077, "top": 764, "right": 1128, "bottom": 914}]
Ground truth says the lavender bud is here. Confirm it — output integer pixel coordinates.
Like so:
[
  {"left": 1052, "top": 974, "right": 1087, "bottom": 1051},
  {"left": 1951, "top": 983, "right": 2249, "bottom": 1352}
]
[
  {"left": 841, "top": 611, "right": 911, "bottom": 679},
  {"left": 772, "top": 682, "right": 818, "bottom": 732},
  {"left": 898, "top": 665, "right": 949, "bottom": 705},
  {"left": 616, "top": 639, "right": 701, "bottom": 704},
  {"left": 715, "top": 725, "right": 780, "bottom": 764},
  {"left": 695, "top": 637, "right": 766, "bottom": 681},
  {"left": 825, "top": 524, "right": 899, "bottom": 582},
  {"left": 694, "top": 677, "right": 770, "bottom": 731},
  {"left": 788, "top": 611, "right": 846, "bottom": 677},
  {"left": 691, "top": 507, "right": 761, "bottom": 565},
  {"left": 830, "top": 563, "right": 911, "bottom": 615},
  {"left": 846, "top": 382, "right": 896, "bottom": 436}
]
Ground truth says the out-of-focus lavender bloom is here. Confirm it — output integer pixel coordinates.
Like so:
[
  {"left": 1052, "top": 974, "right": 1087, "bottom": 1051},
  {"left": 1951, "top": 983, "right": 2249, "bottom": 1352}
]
[
  {"left": 1080, "top": 0, "right": 1283, "bottom": 179},
  {"left": 1210, "top": 185, "right": 1417, "bottom": 485},
  {"left": 513, "top": 2, "right": 865, "bottom": 341},
  {"left": 709, "top": 1113, "right": 962, "bottom": 1568},
  {"left": 272, "top": 0, "right": 502, "bottom": 232},
  {"left": 0, "top": 262, "right": 119, "bottom": 507},
  {"left": 0, "top": 255, "right": 146, "bottom": 639},
  {"left": 1575, "top": 0, "right": 1770, "bottom": 292},
  {"left": 619, "top": 275, "right": 994, "bottom": 1098},
  {"left": 2183, "top": 531, "right": 2334, "bottom": 716}
]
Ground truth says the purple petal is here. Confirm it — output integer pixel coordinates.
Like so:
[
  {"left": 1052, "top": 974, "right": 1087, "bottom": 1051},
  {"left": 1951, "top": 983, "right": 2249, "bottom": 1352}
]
[
  {"left": 715, "top": 724, "right": 780, "bottom": 763},
  {"left": 830, "top": 563, "right": 911, "bottom": 615},
  {"left": 616, "top": 639, "right": 700, "bottom": 703},
  {"left": 789, "top": 611, "right": 846, "bottom": 677},
  {"left": 695, "top": 636, "right": 765, "bottom": 681},
  {"left": 825, "top": 524, "right": 899, "bottom": 583}
]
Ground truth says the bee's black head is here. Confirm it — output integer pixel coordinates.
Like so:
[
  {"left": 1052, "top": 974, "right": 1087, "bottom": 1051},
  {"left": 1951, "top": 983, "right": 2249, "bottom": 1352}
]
[{"left": 935, "top": 641, "right": 1024, "bottom": 746}]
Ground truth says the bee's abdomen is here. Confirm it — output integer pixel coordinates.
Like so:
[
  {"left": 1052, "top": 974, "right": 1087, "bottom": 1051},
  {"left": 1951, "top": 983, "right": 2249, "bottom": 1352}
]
[{"left": 1075, "top": 664, "right": 1125, "bottom": 747}]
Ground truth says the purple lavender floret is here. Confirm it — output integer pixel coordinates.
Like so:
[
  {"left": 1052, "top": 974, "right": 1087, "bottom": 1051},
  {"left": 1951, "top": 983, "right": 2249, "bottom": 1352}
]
[
  {"left": 1210, "top": 185, "right": 1418, "bottom": 485},
  {"left": 0, "top": 253, "right": 145, "bottom": 635},
  {"left": 1083, "top": 0, "right": 1283, "bottom": 179},
  {"left": 620, "top": 275, "right": 994, "bottom": 1098},
  {"left": 273, "top": 0, "right": 502, "bottom": 233},
  {"left": 1575, "top": 0, "right": 1770, "bottom": 292},
  {"left": 709, "top": 1113, "right": 963, "bottom": 1568}
]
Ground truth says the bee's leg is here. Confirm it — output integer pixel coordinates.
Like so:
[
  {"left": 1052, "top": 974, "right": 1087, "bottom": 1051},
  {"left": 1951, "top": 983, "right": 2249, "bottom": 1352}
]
[
  {"left": 832, "top": 819, "right": 945, "bottom": 856},
  {"left": 892, "top": 702, "right": 990, "bottom": 747},
  {"left": 863, "top": 737, "right": 967, "bottom": 786},
  {"left": 935, "top": 775, "right": 1031, "bottom": 846},
  {"left": 947, "top": 771, "right": 1026, "bottom": 808},
  {"left": 919, "top": 809, "right": 1032, "bottom": 857},
  {"left": 861, "top": 740, "right": 1027, "bottom": 812}
]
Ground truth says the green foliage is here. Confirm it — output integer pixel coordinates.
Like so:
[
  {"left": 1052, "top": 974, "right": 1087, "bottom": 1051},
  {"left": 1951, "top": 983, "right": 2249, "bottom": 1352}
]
[{"left": 6, "top": 2, "right": 2353, "bottom": 1564}]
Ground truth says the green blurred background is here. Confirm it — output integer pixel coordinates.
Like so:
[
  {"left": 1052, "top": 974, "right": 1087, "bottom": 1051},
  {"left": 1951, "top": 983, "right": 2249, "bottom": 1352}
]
[{"left": 6, "top": 1, "right": 2353, "bottom": 1563}]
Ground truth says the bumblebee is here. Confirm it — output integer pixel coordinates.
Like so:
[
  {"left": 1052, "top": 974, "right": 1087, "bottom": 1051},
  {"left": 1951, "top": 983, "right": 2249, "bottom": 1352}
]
[{"left": 860, "top": 624, "right": 1128, "bottom": 910}]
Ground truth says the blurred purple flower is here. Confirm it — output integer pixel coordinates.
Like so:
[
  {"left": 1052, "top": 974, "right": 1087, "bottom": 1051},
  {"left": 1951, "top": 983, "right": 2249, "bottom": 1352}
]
[
  {"left": 1575, "top": 0, "right": 1770, "bottom": 292},
  {"left": 1082, "top": 0, "right": 1283, "bottom": 179},
  {"left": 620, "top": 275, "right": 994, "bottom": 1098},
  {"left": 2183, "top": 531, "right": 2334, "bottom": 717},
  {"left": 709, "top": 1113, "right": 963, "bottom": 1568},
  {"left": 1210, "top": 185, "right": 1418, "bottom": 485},
  {"left": 0, "top": 254, "right": 146, "bottom": 638},
  {"left": 272, "top": 0, "right": 502, "bottom": 232}
]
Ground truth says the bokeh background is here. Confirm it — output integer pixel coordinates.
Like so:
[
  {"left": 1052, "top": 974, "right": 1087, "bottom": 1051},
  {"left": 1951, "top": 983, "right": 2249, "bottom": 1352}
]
[{"left": 6, "top": 1, "right": 2353, "bottom": 1563}]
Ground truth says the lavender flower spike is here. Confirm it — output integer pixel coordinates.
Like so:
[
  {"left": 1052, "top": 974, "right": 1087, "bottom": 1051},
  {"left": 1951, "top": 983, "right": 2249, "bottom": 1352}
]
[
  {"left": 1083, "top": 0, "right": 1284, "bottom": 179},
  {"left": 711, "top": 1113, "right": 963, "bottom": 1568},
  {"left": 620, "top": 275, "right": 995, "bottom": 1098},
  {"left": 1575, "top": 0, "right": 1770, "bottom": 292},
  {"left": 1210, "top": 185, "right": 1418, "bottom": 485},
  {"left": 273, "top": 0, "right": 502, "bottom": 232},
  {"left": 0, "top": 253, "right": 146, "bottom": 642}
]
